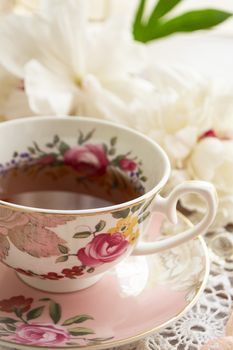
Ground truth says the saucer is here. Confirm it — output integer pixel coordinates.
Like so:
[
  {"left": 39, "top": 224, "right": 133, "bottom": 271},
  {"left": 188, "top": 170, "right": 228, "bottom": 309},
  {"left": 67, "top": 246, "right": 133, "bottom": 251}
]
[{"left": 0, "top": 213, "right": 209, "bottom": 350}]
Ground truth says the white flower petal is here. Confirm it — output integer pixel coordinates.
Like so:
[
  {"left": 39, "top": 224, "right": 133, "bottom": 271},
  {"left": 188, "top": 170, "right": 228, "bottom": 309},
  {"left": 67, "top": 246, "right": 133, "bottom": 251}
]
[
  {"left": 0, "top": 15, "right": 39, "bottom": 77},
  {"left": 164, "top": 126, "right": 198, "bottom": 162},
  {"left": 74, "top": 75, "right": 134, "bottom": 124},
  {"left": 24, "top": 60, "right": 76, "bottom": 115},
  {"left": 203, "top": 93, "right": 233, "bottom": 137},
  {"left": 102, "top": 76, "right": 154, "bottom": 103},
  {"left": 144, "top": 63, "right": 210, "bottom": 95},
  {"left": 88, "top": 19, "right": 146, "bottom": 79},
  {"left": 43, "top": 0, "right": 88, "bottom": 79},
  {"left": 189, "top": 138, "right": 224, "bottom": 181}
]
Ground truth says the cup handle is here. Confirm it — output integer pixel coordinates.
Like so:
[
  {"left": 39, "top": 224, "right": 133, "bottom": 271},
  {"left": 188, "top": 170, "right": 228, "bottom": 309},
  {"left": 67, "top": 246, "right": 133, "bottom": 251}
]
[{"left": 133, "top": 181, "right": 218, "bottom": 255}]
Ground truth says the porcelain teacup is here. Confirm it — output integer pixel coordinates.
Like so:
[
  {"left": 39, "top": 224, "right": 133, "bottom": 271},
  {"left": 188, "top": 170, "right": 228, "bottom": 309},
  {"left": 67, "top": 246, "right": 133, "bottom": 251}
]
[{"left": 0, "top": 116, "right": 218, "bottom": 293}]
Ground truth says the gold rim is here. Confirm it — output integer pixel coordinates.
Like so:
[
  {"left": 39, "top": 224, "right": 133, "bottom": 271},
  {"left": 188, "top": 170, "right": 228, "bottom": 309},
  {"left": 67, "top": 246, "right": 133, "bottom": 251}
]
[{"left": 0, "top": 213, "right": 210, "bottom": 350}]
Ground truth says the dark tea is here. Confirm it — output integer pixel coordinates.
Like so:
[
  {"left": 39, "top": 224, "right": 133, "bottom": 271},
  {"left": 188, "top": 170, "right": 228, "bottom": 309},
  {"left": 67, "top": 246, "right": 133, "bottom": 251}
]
[{"left": 0, "top": 163, "right": 144, "bottom": 210}]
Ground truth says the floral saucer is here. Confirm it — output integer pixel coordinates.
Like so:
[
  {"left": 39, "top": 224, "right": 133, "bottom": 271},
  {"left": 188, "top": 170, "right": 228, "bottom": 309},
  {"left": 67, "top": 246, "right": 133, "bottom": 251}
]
[{"left": 0, "top": 213, "right": 209, "bottom": 350}]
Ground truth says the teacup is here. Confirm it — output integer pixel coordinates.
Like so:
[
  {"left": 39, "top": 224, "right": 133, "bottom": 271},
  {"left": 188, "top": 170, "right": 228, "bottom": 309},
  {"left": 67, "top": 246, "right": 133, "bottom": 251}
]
[{"left": 0, "top": 116, "right": 217, "bottom": 293}]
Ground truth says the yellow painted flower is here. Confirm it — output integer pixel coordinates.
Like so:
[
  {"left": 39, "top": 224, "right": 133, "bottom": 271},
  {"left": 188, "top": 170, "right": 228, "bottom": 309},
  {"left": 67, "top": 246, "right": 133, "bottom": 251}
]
[{"left": 109, "top": 215, "right": 139, "bottom": 244}]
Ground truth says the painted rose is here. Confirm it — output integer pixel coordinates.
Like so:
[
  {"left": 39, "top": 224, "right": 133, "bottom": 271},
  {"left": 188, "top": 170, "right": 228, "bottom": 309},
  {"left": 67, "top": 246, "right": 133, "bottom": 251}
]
[
  {"left": 0, "top": 296, "right": 33, "bottom": 313},
  {"left": 12, "top": 323, "right": 70, "bottom": 345},
  {"left": 119, "top": 158, "right": 137, "bottom": 172},
  {"left": 41, "top": 272, "right": 63, "bottom": 280},
  {"left": 0, "top": 208, "right": 28, "bottom": 235},
  {"left": 64, "top": 144, "right": 109, "bottom": 176},
  {"left": 77, "top": 233, "right": 129, "bottom": 267},
  {"left": 62, "top": 266, "right": 84, "bottom": 278}
]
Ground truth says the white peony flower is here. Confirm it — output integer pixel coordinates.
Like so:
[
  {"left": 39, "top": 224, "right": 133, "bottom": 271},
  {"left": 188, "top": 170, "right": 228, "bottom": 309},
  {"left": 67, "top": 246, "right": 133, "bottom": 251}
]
[
  {"left": 181, "top": 136, "right": 233, "bottom": 228},
  {"left": 0, "top": 0, "right": 153, "bottom": 120},
  {"left": 168, "top": 88, "right": 233, "bottom": 228},
  {"left": 135, "top": 65, "right": 213, "bottom": 167}
]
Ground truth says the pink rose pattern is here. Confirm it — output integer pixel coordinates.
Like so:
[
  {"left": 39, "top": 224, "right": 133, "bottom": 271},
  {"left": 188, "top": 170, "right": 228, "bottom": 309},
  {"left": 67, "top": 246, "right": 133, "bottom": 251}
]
[
  {"left": 77, "top": 233, "right": 129, "bottom": 267},
  {"left": 13, "top": 324, "right": 70, "bottom": 345},
  {"left": 64, "top": 144, "right": 109, "bottom": 176},
  {"left": 119, "top": 158, "right": 137, "bottom": 172},
  {"left": 0, "top": 296, "right": 111, "bottom": 346}
]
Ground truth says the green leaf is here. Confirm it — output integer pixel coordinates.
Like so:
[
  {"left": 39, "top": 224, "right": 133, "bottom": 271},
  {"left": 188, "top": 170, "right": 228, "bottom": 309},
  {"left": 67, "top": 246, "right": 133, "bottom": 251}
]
[
  {"left": 148, "top": 0, "right": 183, "bottom": 21},
  {"left": 68, "top": 327, "right": 95, "bottom": 336},
  {"left": 39, "top": 298, "right": 51, "bottom": 302},
  {"left": 0, "top": 317, "right": 18, "bottom": 324},
  {"left": 26, "top": 306, "right": 44, "bottom": 321},
  {"left": 55, "top": 255, "right": 68, "bottom": 263},
  {"left": 82, "top": 129, "right": 95, "bottom": 143},
  {"left": 95, "top": 220, "right": 106, "bottom": 232},
  {"left": 157, "top": 9, "right": 231, "bottom": 39},
  {"left": 73, "top": 231, "right": 92, "bottom": 239},
  {"left": 138, "top": 211, "right": 150, "bottom": 223},
  {"left": 53, "top": 135, "right": 60, "bottom": 144},
  {"left": 78, "top": 131, "right": 84, "bottom": 145},
  {"left": 87, "top": 267, "right": 95, "bottom": 273},
  {"left": 133, "top": 0, "right": 232, "bottom": 43},
  {"left": 103, "top": 143, "right": 108, "bottom": 154},
  {"left": 46, "top": 143, "right": 54, "bottom": 148},
  {"left": 140, "top": 176, "right": 148, "bottom": 182},
  {"left": 137, "top": 8, "right": 232, "bottom": 42},
  {"left": 49, "top": 301, "right": 61, "bottom": 324},
  {"left": 27, "top": 147, "right": 35, "bottom": 154},
  {"left": 139, "top": 195, "right": 155, "bottom": 214},
  {"left": 89, "top": 337, "right": 114, "bottom": 342},
  {"left": 131, "top": 202, "right": 144, "bottom": 213},
  {"left": 58, "top": 141, "right": 70, "bottom": 155},
  {"left": 62, "top": 314, "right": 94, "bottom": 326},
  {"left": 110, "top": 136, "right": 117, "bottom": 146},
  {"left": 133, "top": 0, "right": 146, "bottom": 41},
  {"left": 14, "top": 308, "right": 22, "bottom": 318},
  {"left": 33, "top": 141, "right": 43, "bottom": 153},
  {"left": 58, "top": 244, "right": 69, "bottom": 254},
  {"left": 108, "top": 148, "right": 116, "bottom": 156},
  {"left": 112, "top": 208, "right": 130, "bottom": 219},
  {"left": 5, "top": 324, "right": 16, "bottom": 331}
]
